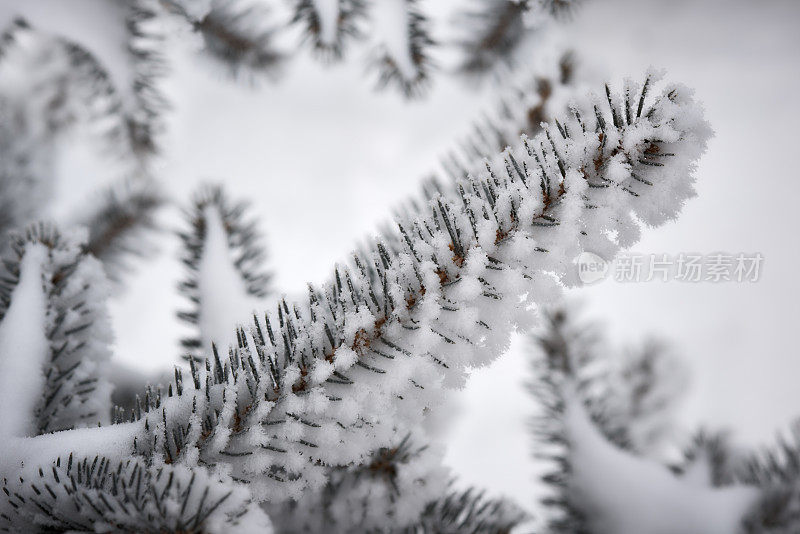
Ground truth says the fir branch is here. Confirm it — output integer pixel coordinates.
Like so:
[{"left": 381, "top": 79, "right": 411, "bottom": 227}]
[
  {"left": 529, "top": 362, "right": 760, "bottom": 534},
  {"left": 133, "top": 72, "right": 709, "bottom": 500},
  {"left": 528, "top": 305, "right": 692, "bottom": 530},
  {"left": 529, "top": 305, "right": 689, "bottom": 455},
  {"left": 528, "top": 305, "right": 768, "bottom": 533},
  {"left": 3, "top": 74, "right": 710, "bottom": 510}
]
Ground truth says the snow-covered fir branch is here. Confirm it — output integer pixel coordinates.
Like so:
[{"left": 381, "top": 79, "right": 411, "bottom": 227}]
[
  {"left": 526, "top": 305, "right": 800, "bottom": 534},
  {"left": 0, "top": 71, "right": 711, "bottom": 533},
  {"left": 0, "top": 0, "right": 168, "bottom": 157},
  {"left": 529, "top": 305, "right": 688, "bottom": 456}
]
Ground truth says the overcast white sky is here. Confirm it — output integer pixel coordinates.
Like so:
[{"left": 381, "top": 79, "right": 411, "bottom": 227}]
[{"left": 46, "top": 0, "right": 800, "bottom": 515}]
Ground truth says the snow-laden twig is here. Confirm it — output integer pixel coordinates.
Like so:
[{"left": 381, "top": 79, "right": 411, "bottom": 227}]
[
  {"left": 1, "top": 73, "right": 710, "bottom": 513},
  {"left": 529, "top": 305, "right": 688, "bottom": 455},
  {"left": 528, "top": 305, "right": 765, "bottom": 534}
]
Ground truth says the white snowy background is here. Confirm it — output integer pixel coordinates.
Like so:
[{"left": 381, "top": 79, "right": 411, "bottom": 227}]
[{"left": 45, "top": 0, "right": 800, "bottom": 518}]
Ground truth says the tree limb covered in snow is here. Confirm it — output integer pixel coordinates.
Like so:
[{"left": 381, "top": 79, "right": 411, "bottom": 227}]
[{"left": 0, "top": 72, "right": 710, "bottom": 527}]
